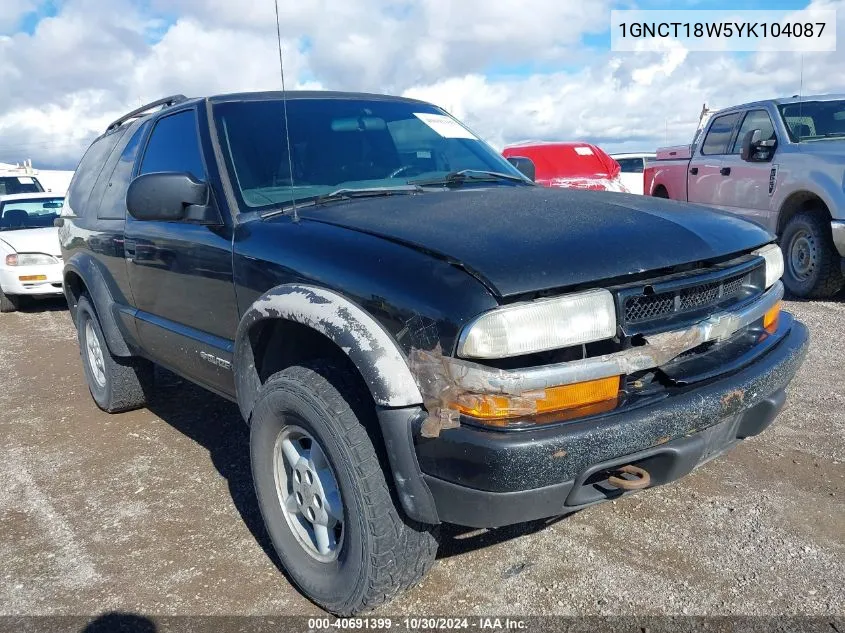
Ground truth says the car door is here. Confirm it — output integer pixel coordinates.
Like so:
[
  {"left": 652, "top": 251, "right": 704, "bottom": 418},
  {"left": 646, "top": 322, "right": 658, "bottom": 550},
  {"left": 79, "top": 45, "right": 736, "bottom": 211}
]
[
  {"left": 713, "top": 109, "right": 779, "bottom": 230},
  {"left": 687, "top": 111, "right": 743, "bottom": 209},
  {"left": 124, "top": 107, "right": 239, "bottom": 397}
]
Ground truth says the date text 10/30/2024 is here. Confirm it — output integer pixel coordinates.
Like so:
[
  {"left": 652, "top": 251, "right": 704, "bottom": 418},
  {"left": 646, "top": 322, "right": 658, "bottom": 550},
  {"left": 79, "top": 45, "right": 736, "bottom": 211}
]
[{"left": 307, "top": 617, "right": 528, "bottom": 630}]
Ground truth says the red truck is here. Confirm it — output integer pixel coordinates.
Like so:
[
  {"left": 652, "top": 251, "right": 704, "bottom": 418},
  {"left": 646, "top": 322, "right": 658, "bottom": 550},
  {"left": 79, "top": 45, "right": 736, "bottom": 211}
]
[{"left": 503, "top": 142, "right": 628, "bottom": 192}]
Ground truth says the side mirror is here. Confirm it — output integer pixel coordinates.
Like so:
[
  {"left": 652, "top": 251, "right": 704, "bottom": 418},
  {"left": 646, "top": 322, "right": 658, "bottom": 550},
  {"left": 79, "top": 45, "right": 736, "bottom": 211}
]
[
  {"left": 506, "top": 156, "right": 536, "bottom": 182},
  {"left": 126, "top": 172, "right": 218, "bottom": 223},
  {"left": 741, "top": 129, "right": 776, "bottom": 162}
]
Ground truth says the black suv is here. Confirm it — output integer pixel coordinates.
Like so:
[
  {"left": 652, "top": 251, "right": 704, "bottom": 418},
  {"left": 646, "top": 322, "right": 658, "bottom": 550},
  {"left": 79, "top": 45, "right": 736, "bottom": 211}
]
[{"left": 59, "top": 91, "right": 809, "bottom": 614}]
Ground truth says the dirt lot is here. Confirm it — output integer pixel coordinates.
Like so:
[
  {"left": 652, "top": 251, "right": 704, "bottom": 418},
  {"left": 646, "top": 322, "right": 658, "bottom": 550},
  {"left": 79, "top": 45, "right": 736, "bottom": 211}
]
[{"left": 0, "top": 297, "right": 843, "bottom": 620}]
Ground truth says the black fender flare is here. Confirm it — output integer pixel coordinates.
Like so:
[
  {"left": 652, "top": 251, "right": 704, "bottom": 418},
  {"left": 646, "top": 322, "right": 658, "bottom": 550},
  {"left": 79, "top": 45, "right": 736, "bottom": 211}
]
[
  {"left": 233, "top": 285, "right": 438, "bottom": 523},
  {"left": 233, "top": 284, "right": 423, "bottom": 422},
  {"left": 63, "top": 253, "right": 133, "bottom": 357}
]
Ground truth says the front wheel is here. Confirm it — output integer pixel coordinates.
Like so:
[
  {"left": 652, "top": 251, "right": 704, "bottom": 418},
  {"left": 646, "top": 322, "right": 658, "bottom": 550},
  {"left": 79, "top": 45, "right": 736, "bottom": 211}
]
[
  {"left": 250, "top": 361, "right": 438, "bottom": 615},
  {"left": 781, "top": 210, "right": 845, "bottom": 299},
  {"left": 0, "top": 288, "right": 21, "bottom": 313}
]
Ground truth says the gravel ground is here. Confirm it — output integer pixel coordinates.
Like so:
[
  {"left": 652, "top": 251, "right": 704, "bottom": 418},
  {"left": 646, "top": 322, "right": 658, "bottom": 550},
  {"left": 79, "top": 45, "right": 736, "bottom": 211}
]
[{"left": 0, "top": 297, "right": 842, "bottom": 622}]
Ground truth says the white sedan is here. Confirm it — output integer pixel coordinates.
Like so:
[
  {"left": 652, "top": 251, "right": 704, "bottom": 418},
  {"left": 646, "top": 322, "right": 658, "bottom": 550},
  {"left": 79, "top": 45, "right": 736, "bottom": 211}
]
[{"left": 0, "top": 192, "right": 66, "bottom": 312}]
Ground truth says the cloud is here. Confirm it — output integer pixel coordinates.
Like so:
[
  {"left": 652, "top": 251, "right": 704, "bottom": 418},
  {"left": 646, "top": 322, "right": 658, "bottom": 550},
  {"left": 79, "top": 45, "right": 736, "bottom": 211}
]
[
  {"left": 0, "top": 0, "right": 39, "bottom": 32},
  {"left": 0, "top": 0, "right": 843, "bottom": 169}
]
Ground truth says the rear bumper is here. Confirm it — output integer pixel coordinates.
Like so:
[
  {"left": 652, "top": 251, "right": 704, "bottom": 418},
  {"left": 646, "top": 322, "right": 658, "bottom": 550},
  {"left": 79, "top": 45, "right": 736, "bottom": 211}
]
[
  {"left": 412, "top": 315, "right": 808, "bottom": 528},
  {"left": 831, "top": 220, "right": 845, "bottom": 257}
]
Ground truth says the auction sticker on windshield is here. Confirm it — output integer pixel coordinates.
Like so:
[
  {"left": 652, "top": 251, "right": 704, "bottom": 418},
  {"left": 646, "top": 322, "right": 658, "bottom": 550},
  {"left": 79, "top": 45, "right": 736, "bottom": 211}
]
[{"left": 414, "top": 113, "right": 477, "bottom": 139}]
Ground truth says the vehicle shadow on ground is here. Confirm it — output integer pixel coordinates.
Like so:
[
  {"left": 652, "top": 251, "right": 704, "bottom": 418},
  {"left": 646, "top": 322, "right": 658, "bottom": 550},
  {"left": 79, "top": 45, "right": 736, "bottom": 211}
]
[
  {"left": 143, "top": 368, "right": 563, "bottom": 569},
  {"left": 436, "top": 516, "right": 568, "bottom": 560},
  {"left": 784, "top": 287, "right": 845, "bottom": 303},
  {"left": 80, "top": 612, "right": 157, "bottom": 632},
  {"left": 16, "top": 296, "right": 67, "bottom": 312},
  {"left": 142, "top": 368, "right": 284, "bottom": 572}
]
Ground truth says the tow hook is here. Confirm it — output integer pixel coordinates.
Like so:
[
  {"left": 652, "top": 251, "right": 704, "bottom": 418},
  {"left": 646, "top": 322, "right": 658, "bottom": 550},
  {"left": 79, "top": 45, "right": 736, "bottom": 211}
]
[{"left": 607, "top": 464, "right": 651, "bottom": 491}]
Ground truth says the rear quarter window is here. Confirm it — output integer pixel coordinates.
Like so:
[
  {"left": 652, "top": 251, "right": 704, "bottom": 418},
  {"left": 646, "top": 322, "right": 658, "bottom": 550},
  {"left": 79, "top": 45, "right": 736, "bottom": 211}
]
[{"left": 66, "top": 128, "right": 128, "bottom": 217}]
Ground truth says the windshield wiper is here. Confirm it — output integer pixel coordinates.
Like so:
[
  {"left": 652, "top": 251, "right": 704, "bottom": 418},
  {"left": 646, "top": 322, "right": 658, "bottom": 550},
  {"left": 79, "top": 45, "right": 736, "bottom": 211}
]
[
  {"left": 409, "top": 169, "right": 530, "bottom": 187},
  {"left": 261, "top": 185, "right": 423, "bottom": 218}
]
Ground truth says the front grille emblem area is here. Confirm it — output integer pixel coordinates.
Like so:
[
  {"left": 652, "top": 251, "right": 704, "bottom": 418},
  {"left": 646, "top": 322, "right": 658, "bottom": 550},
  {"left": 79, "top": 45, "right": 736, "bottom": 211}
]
[{"left": 618, "top": 260, "right": 765, "bottom": 332}]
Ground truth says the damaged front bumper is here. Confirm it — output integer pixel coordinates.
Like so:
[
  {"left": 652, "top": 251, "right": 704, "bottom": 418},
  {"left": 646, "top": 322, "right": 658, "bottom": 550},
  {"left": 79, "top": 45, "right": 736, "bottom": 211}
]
[
  {"left": 378, "top": 292, "right": 808, "bottom": 528},
  {"left": 410, "top": 282, "right": 785, "bottom": 435}
]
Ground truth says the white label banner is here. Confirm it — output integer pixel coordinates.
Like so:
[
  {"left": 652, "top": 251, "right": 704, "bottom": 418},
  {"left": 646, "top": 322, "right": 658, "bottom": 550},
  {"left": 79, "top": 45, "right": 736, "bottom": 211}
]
[
  {"left": 611, "top": 9, "right": 837, "bottom": 52},
  {"left": 414, "top": 113, "right": 478, "bottom": 139}
]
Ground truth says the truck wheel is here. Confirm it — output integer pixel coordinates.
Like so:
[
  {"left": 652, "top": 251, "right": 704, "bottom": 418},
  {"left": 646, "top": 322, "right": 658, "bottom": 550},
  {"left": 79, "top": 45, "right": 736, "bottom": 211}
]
[
  {"left": 250, "top": 361, "right": 438, "bottom": 615},
  {"left": 76, "top": 295, "right": 153, "bottom": 412},
  {"left": 781, "top": 210, "right": 845, "bottom": 299},
  {"left": 0, "top": 288, "right": 21, "bottom": 313}
]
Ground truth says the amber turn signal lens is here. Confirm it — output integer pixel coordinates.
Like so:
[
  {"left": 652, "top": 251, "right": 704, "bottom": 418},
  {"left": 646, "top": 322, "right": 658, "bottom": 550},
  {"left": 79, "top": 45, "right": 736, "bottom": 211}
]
[
  {"left": 763, "top": 301, "right": 781, "bottom": 334},
  {"left": 18, "top": 275, "right": 47, "bottom": 282},
  {"left": 453, "top": 375, "right": 621, "bottom": 423}
]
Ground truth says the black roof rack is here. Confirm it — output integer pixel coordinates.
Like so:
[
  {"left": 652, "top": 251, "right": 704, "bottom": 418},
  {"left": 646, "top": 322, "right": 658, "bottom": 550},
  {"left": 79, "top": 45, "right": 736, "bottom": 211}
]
[{"left": 105, "top": 94, "right": 188, "bottom": 133}]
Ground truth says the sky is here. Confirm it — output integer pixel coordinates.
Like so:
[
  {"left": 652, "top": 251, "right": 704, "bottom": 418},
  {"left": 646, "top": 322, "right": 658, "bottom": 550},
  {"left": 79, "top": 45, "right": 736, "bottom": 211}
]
[{"left": 0, "top": 0, "right": 843, "bottom": 170}]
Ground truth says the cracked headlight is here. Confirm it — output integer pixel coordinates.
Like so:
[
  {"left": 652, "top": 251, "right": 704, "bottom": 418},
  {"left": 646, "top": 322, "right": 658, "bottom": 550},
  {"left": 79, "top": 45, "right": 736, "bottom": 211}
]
[
  {"left": 458, "top": 288, "right": 617, "bottom": 359},
  {"left": 753, "top": 243, "right": 784, "bottom": 289}
]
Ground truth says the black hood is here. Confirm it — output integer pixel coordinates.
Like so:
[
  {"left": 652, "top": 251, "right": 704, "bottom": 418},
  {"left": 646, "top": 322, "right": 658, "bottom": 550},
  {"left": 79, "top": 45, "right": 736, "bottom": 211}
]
[{"left": 295, "top": 187, "right": 773, "bottom": 298}]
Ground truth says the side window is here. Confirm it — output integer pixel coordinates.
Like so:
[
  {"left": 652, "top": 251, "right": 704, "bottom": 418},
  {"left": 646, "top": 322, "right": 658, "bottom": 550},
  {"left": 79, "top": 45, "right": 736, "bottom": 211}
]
[
  {"left": 616, "top": 158, "right": 644, "bottom": 173},
  {"left": 731, "top": 110, "right": 776, "bottom": 153},
  {"left": 701, "top": 112, "right": 742, "bottom": 155},
  {"left": 139, "top": 110, "right": 205, "bottom": 179},
  {"left": 97, "top": 123, "right": 148, "bottom": 219},
  {"left": 85, "top": 128, "right": 131, "bottom": 219},
  {"left": 66, "top": 129, "right": 127, "bottom": 216}
]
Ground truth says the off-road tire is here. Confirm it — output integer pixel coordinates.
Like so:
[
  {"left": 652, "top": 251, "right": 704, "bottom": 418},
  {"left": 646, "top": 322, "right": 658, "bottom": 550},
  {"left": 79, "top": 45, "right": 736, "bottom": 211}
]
[
  {"left": 76, "top": 295, "right": 153, "bottom": 412},
  {"left": 250, "top": 360, "right": 439, "bottom": 615},
  {"left": 0, "top": 288, "right": 21, "bottom": 313},
  {"left": 781, "top": 209, "right": 845, "bottom": 299}
]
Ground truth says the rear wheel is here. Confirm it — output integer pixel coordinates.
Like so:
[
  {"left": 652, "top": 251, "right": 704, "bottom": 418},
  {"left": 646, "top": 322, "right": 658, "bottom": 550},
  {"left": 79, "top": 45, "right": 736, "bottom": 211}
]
[
  {"left": 250, "top": 361, "right": 438, "bottom": 615},
  {"left": 76, "top": 295, "right": 153, "bottom": 412},
  {"left": 781, "top": 210, "right": 845, "bottom": 299},
  {"left": 0, "top": 288, "right": 21, "bottom": 313}
]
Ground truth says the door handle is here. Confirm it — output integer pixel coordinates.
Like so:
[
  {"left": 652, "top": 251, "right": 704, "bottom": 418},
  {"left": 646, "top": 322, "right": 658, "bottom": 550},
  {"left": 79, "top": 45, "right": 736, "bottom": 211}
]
[
  {"left": 720, "top": 167, "right": 731, "bottom": 176},
  {"left": 689, "top": 167, "right": 699, "bottom": 175}
]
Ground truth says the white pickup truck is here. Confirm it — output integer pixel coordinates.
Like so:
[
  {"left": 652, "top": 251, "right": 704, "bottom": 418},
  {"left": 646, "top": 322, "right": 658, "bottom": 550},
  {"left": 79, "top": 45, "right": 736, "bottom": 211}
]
[{"left": 644, "top": 94, "right": 845, "bottom": 298}]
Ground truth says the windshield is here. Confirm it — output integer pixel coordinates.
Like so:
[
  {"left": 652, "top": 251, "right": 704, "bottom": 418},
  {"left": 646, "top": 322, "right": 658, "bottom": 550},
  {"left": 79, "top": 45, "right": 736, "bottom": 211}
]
[
  {"left": 0, "top": 197, "right": 64, "bottom": 231},
  {"left": 213, "top": 98, "right": 525, "bottom": 210},
  {"left": 0, "top": 176, "right": 44, "bottom": 195},
  {"left": 778, "top": 100, "right": 845, "bottom": 141}
]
